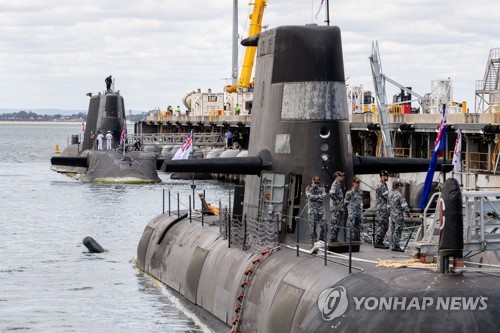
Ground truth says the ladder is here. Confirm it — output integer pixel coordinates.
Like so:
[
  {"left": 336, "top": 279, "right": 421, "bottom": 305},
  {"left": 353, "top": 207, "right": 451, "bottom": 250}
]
[{"left": 475, "top": 48, "right": 500, "bottom": 113}]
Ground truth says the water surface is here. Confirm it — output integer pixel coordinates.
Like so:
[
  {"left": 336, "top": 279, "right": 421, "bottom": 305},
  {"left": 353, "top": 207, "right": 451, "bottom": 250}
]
[{"left": 0, "top": 123, "right": 229, "bottom": 332}]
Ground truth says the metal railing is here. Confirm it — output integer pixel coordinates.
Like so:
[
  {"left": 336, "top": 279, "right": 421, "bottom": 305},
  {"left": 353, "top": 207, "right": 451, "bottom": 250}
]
[
  {"left": 127, "top": 132, "right": 225, "bottom": 146},
  {"left": 463, "top": 190, "right": 500, "bottom": 251},
  {"left": 394, "top": 147, "right": 410, "bottom": 158},
  {"left": 414, "top": 190, "right": 500, "bottom": 254}
]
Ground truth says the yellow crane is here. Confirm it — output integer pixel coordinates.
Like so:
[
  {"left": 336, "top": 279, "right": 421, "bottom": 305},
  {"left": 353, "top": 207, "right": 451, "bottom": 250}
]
[{"left": 225, "top": 0, "right": 267, "bottom": 93}]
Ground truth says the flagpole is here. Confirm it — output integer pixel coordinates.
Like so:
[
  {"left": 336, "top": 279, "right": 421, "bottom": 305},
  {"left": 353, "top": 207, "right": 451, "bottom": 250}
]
[
  {"left": 419, "top": 100, "right": 447, "bottom": 210},
  {"left": 325, "top": 0, "right": 330, "bottom": 26},
  {"left": 122, "top": 121, "right": 127, "bottom": 156},
  {"left": 452, "top": 130, "right": 462, "bottom": 185},
  {"left": 442, "top": 102, "right": 446, "bottom": 182}
]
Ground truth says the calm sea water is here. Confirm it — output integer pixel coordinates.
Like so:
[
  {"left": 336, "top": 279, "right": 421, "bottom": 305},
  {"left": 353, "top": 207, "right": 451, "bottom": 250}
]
[{"left": 0, "top": 123, "right": 231, "bottom": 332}]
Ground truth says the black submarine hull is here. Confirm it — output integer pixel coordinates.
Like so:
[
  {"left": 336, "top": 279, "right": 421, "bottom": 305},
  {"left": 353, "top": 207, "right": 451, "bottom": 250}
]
[
  {"left": 137, "top": 212, "right": 500, "bottom": 332},
  {"left": 52, "top": 147, "right": 161, "bottom": 183}
]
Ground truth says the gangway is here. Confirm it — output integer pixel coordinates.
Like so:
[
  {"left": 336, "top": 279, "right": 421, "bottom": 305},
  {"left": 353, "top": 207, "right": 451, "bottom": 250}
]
[{"left": 413, "top": 190, "right": 500, "bottom": 258}]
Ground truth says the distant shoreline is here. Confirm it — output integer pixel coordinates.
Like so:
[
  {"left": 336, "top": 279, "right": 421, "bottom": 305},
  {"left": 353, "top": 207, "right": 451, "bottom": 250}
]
[{"left": 0, "top": 121, "right": 81, "bottom": 125}]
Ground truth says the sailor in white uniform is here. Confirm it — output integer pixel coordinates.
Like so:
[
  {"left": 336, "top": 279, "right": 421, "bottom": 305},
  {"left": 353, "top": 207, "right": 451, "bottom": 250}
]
[
  {"left": 96, "top": 131, "right": 104, "bottom": 150},
  {"left": 105, "top": 131, "right": 113, "bottom": 150}
]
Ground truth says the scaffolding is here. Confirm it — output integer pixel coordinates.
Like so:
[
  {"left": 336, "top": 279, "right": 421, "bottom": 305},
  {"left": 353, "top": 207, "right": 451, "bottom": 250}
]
[{"left": 475, "top": 48, "right": 500, "bottom": 114}]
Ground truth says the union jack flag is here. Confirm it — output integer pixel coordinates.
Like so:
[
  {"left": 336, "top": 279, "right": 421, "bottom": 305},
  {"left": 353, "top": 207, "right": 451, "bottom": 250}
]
[
  {"left": 452, "top": 130, "right": 462, "bottom": 183},
  {"left": 434, "top": 107, "right": 447, "bottom": 152},
  {"left": 173, "top": 130, "right": 193, "bottom": 160},
  {"left": 120, "top": 122, "right": 127, "bottom": 145}
]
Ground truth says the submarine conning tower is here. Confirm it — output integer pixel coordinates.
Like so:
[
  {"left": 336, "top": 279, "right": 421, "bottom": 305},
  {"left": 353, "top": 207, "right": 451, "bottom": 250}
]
[
  {"left": 82, "top": 91, "right": 126, "bottom": 151},
  {"left": 243, "top": 25, "right": 353, "bottom": 221}
]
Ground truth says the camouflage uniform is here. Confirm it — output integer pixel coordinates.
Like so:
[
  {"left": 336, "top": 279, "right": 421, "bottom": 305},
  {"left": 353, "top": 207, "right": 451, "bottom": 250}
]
[
  {"left": 329, "top": 179, "right": 344, "bottom": 242},
  {"left": 306, "top": 184, "right": 326, "bottom": 243},
  {"left": 375, "top": 180, "right": 390, "bottom": 244},
  {"left": 388, "top": 188, "right": 410, "bottom": 249},
  {"left": 344, "top": 187, "right": 363, "bottom": 241}
]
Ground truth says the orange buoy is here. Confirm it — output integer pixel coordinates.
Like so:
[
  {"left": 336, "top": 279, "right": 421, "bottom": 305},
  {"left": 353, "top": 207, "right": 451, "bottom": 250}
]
[{"left": 55, "top": 144, "right": 60, "bottom": 154}]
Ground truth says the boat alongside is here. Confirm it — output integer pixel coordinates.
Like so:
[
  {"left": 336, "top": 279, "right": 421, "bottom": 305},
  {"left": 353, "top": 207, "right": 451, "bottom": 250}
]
[{"left": 51, "top": 88, "right": 161, "bottom": 184}]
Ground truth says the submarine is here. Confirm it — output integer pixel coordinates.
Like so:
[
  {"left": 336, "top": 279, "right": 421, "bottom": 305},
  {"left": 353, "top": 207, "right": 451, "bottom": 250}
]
[
  {"left": 136, "top": 24, "right": 499, "bottom": 332},
  {"left": 50, "top": 86, "right": 161, "bottom": 183}
]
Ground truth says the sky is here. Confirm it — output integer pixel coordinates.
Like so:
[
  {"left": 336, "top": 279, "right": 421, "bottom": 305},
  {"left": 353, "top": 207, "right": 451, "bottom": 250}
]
[{"left": 1, "top": 0, "right": 500, "bottom": 113}]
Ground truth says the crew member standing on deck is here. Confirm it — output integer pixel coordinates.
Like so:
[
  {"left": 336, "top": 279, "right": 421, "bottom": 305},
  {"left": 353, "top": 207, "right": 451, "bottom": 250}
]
[
  {"left": 306, "top": 176, "right": 327, "bottom": 246},
  {"left": 90, "top": 130, "right": 96, "bottom": 150},
  {"left": 374, "top": 170, "right": 390, "bottom": 249},
  {"left": 134, "top": 139, "right": 141, "bottom": 151},
  {"left": 105, "top": 131, "right": 113, "bottom": 150},
  {"left": 344, "top": 176, "right": 363, "bottom": 242},
  {"left": 389, "top": 181, "right": 410, "bottom": 252},
  {"left": 329, "top": 171, "right": 345, "bottom": 243},
  {"left": 96, "top": 131, "right": 104, "bottom": 150},
  {"left": 105, "top": 75, "right": 112, "bottom": 92}
]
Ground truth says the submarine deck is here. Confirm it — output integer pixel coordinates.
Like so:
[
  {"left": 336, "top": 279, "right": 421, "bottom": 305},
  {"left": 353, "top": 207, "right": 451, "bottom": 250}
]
[
  {"left": 174, "top": 210, "right": 434, "bottom": 275},
  {"left": 280, "top": 237, "right": 431, "bottom": 275}
]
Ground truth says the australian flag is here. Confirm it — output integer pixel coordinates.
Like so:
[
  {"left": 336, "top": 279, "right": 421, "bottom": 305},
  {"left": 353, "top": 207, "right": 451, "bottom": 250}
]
[{"left": 419, "top": 104, "right": 447, "bottom": 209}]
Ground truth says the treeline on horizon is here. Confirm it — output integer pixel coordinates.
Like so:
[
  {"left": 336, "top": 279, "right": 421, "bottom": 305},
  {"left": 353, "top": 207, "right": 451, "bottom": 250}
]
[
  {"left": 0, "top": 110, "right": 146, "bottom": 122},
  {"left": 0, "top": 110, "right": 86, "bottom": 121}
]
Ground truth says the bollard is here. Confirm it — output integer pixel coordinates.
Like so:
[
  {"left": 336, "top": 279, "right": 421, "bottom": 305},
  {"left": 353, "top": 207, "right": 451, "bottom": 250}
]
[
  {"left": 438, "top": 178, "right": 464, "bottom": 273},
  {"left": 83, "top": 236, "right": 105, "bottom": 253}
]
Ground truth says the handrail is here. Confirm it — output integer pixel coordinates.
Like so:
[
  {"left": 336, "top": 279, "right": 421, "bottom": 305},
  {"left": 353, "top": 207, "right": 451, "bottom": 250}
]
[
  {"left": 463, "top": 190, "right": 500, "bottom": 251},
  {"left": 421, "top": 191, "right": 441, "bottom": 243},
  {"left": 127, "top": 132, "right": 225, "bottom": 146}
]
